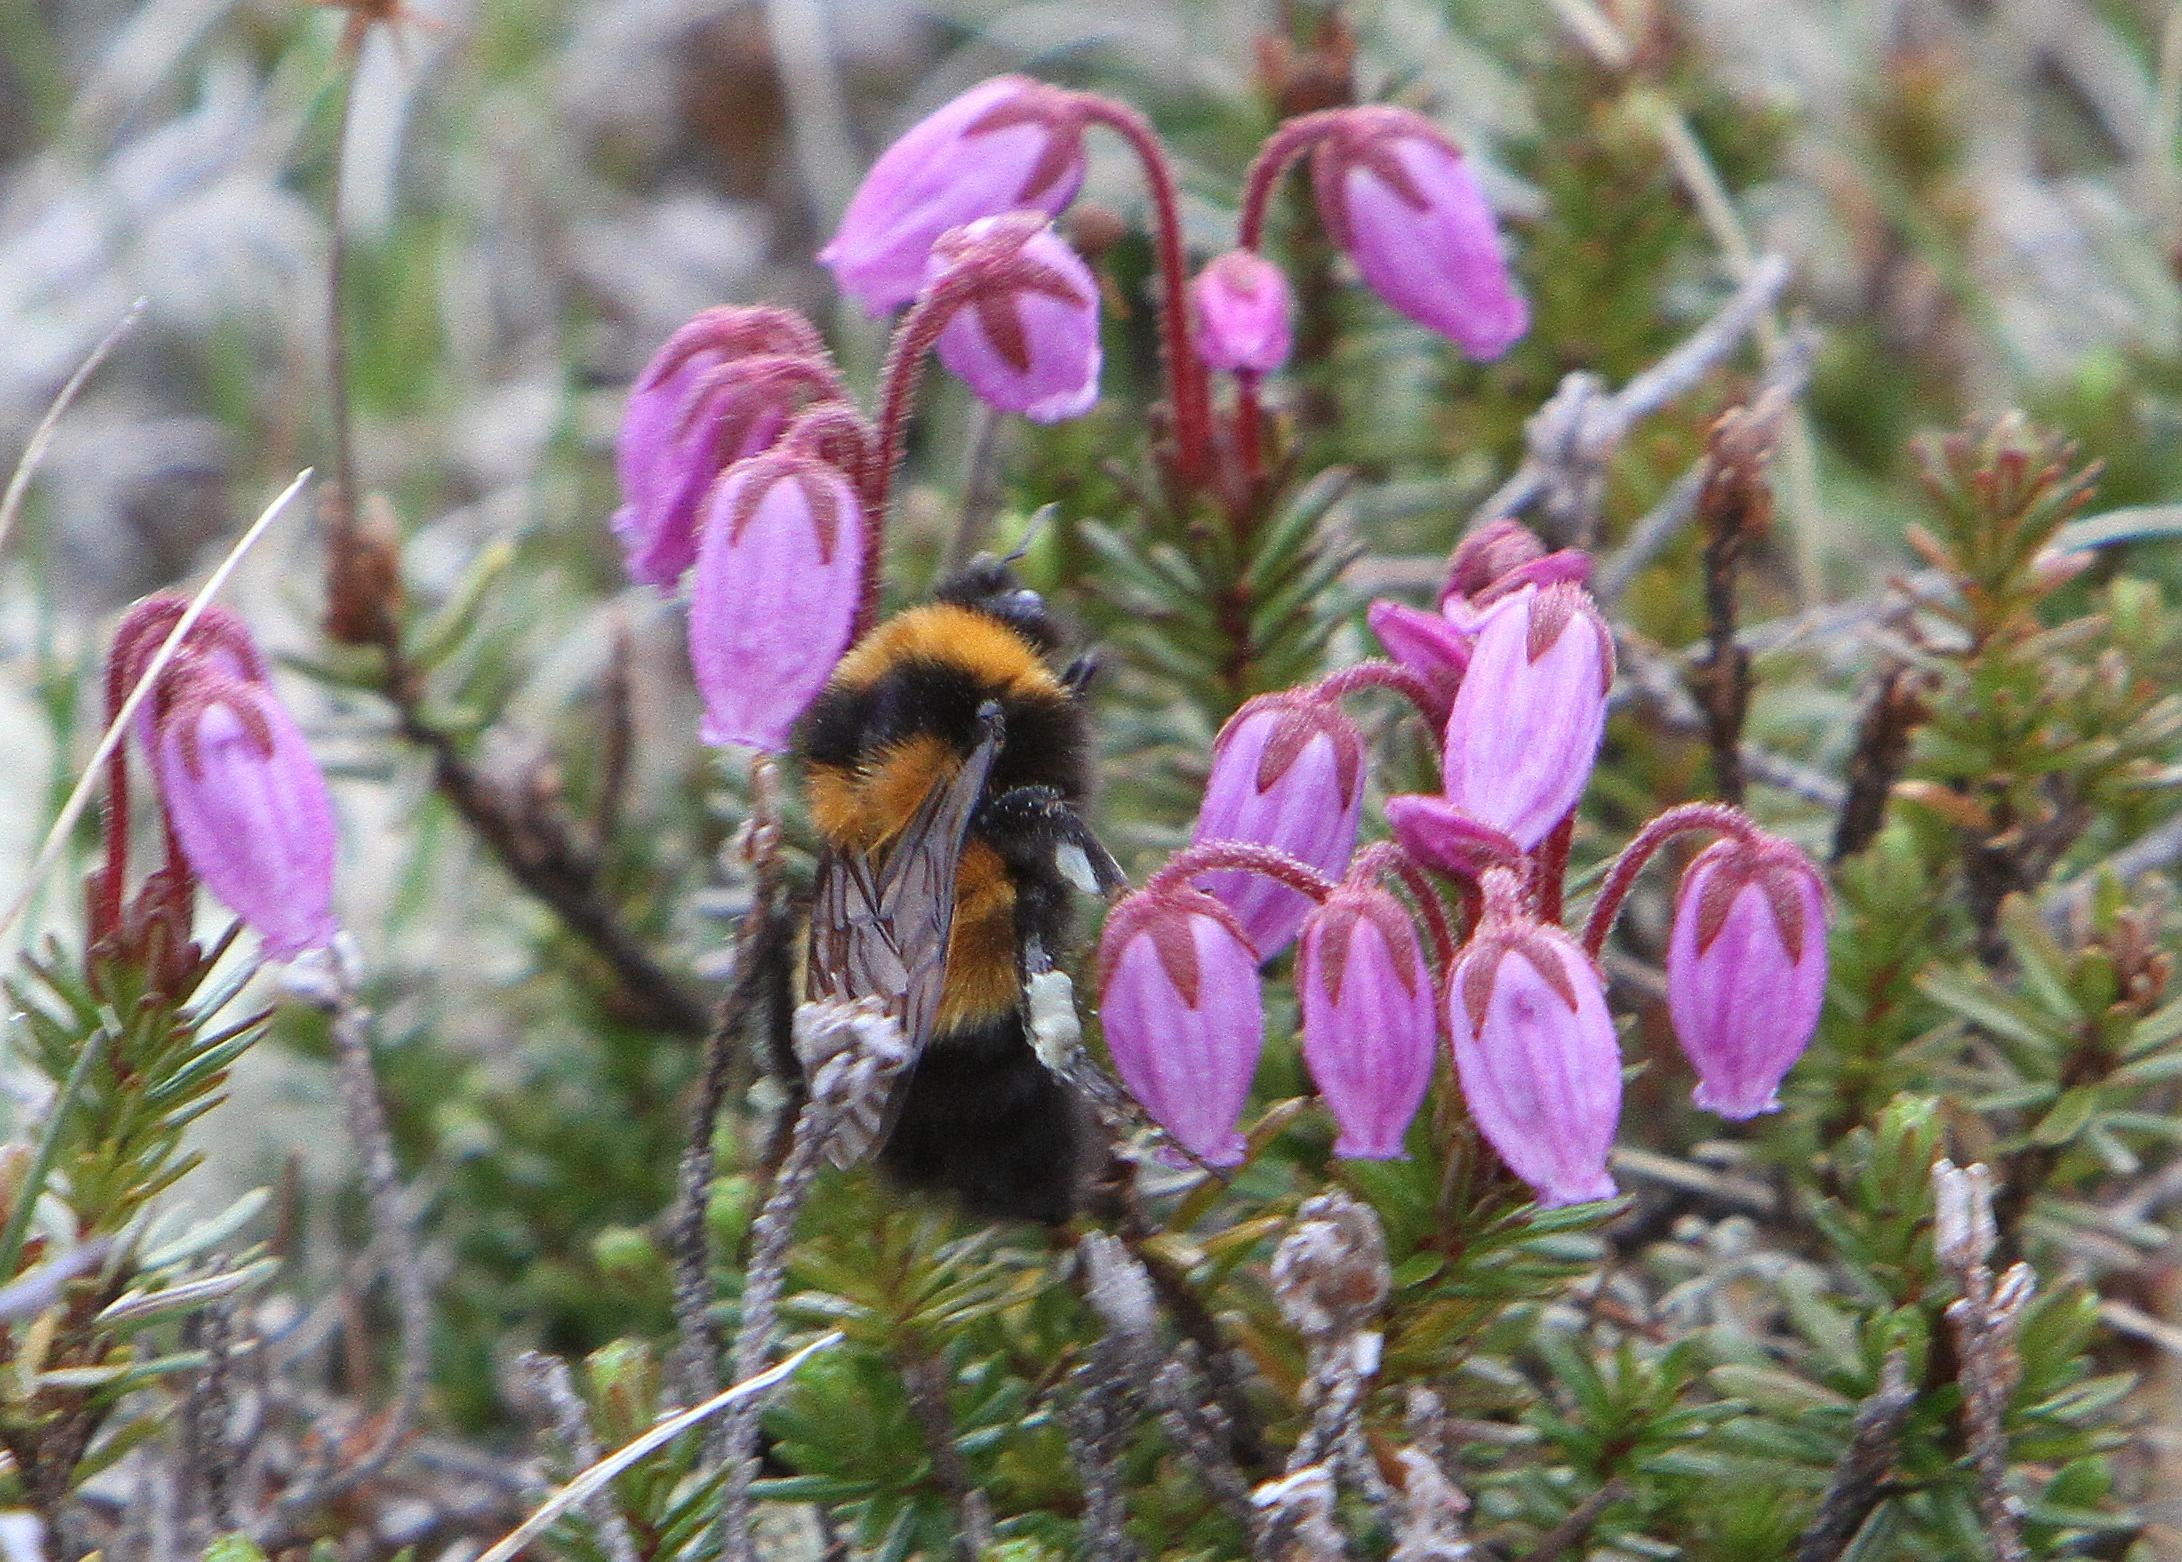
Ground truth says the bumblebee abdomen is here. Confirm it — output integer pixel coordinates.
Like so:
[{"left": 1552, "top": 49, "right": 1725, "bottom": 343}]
[{"left": 877, "top": 1010, "right": 1091, "bottom": 1225}]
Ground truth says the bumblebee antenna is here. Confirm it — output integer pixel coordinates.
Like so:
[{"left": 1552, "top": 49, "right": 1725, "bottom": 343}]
[{"left": 1000, "top": 504, "right": 1059, "bottom": 566}]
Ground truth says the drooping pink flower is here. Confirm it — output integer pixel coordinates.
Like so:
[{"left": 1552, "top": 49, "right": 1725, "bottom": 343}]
[
  {"left": 1191, "top": 692, "right": 1365, "bottom": 960},
  {"left": 148, "top": 652, "right": 339, "bottom": 959},
  {"left": 1439, "top": 582, "right": 1613, "bottom": 850},
  {"left": 1296, "top": 884, "right": 1436, "bottom": 1159},
  {"left": 1097, "top": 886, "right": 1264, "bottom": 1167},
  {"left": 1311, "top": 106, "right": 1528, "bottom": 359},
  {"left": 1667, "top": 834, "right": 1829, "bottom": 1118},
  {"left": 1366, "top": 600, "right": 1472, "bottom": 718},
  {"left": 613, "top": 307, "right": 841, "bottom": 588},
  {"left": 1383, "top": 796, "right": 1524, "bottom": 882},
  {"left": 1447, "top": 877, "right": 1620, "bottom": 1206},
  {"left": 687, "top": 451, "right": 865, "bottom": 752},
  {"left": 821, "top": 76, "right": 1089, "bottom": 316},
  {"left": 923, "top": 214, "right": 1102, "bottom": 423},
  {"left": 1192, "top": 250, "right": 1295, "bottom": 374},
  {"left": 108, "top": 595, "right": 269, "bottom": 750}
]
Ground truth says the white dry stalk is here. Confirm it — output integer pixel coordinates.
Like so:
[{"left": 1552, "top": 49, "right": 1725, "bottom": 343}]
[
  {"left": 475, "top": 1332, "right": 844, "bottom": 1562},
  {"left": 0, "top": 467, "right": 315, "bottom": 950},
  {"left": 0, "top": 297, "right": 147, "bottom": 564}
]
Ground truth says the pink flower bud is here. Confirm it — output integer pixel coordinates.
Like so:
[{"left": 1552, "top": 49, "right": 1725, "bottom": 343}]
[
  {"left": 923, "top": 214, "right": 1102, "bottom": 423},
  {"left": 687, "top": 451, "right": 865, "bottom": 752},
  {"left": 1098, "top": 887, "right": 1265, "bottom": 1166},
  {"left": 1296, "top": 885, "right": 1436, "bottom": 1159},
  {"left": 821, "top": 76, "right": 1089, "bottom": 316},
  {"left": 1383, "top": 795, "right": 1523, "bottom": 881},
  {"left": 1667, "top": 834, "right": 1829, "bottom": 1118},
  {"left": 614, "top": 307, "right": 838, "bottom": 588},
  {"left": 148, "top": 654, "right": 338, "bottom": 959},
  {"left": 1311, "top": 106, "right": 1528, "bottom": 359},
  {"left": 1190, "top": 692, "right": 1365, "bottom": 960},
  {"left": 1192, "top": 250, "right": 1295, "bottom": 374},
  {"left": 1366, "top": 599, "right": 1471, "bottom": 717},
  {"left": 1448, "top": 899, "right": 1620, "bottom": 1207},
  {"left": 1440, "top": 582, "right": 1612, "bottom": 850},
  {"left": 1441, "top": 520, "right": 1590, "bottom": 627}
]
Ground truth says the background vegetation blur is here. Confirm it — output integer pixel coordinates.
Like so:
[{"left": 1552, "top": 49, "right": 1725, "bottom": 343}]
[{"left": 7, "top": 0, "right": 2182, "bottom": 1556}]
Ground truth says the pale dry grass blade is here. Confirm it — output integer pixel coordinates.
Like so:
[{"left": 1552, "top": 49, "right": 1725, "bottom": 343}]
[
  {"left": 475, "top": 1330, "right": 844, "bottom": 1562},
  {"left": 0, "top": 467, "right": 315, "bottom": 950},
  {"left": 0, "top": 297, "right": 150, "bottom": 565}
]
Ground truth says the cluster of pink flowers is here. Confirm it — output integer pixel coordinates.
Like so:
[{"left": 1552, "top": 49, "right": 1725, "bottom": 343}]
[
  {"left": 615, "top": 76, "right": 1531, "bottom": 751},
  {"left": 96, "top": 596, "right": 341, "bottom": 966},
  {"left": 1099, "top": 523, "right": 1830, "bottom": 1207}
]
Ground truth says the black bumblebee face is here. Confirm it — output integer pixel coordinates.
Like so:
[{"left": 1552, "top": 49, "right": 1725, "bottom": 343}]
[{"left": 934, "top": 557, "right": 1061, "bottom": 655}]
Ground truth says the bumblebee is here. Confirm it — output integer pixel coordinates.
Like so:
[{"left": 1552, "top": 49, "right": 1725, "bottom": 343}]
[{"left": 794, "top": 557, "right": 1123, "bottom": 1223}]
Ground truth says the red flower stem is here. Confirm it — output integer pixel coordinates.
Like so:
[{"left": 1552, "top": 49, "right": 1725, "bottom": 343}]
[
  {"left": 1238, "top": 111, "right": 1347, "bottom": 251},
  {"left": 95, "top": 663, "right": 131, "bottom": 943},
  {"left": 1232, "top": 112, "right": 1346, "bottom": 490},
  {"left": 865, "top": 295, "right": 959, "bottom": 637},
  {"left": 1235, "top": 371, "right": 1264, "bottom": 491},
  {"left": 1579, "top": 802, "right": 1758, "bottom": 959},
  {"left": 1353, "top": 841, "right": 1457, "bottom": 987},
  {"left": 1308, "top": 658, "right": 1441, "bottom": 727},
  {"left": 1145, "top": 840, "right": 1337, "bottom": 903},
  {"left": 1073, "top": 95, "right": 1212, "bottom": 488},
  {"left": 1530, "top": 813, "right": 1574, "bottom": 927}
]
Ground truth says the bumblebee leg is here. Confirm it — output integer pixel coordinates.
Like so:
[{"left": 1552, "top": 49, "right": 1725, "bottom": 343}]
[{"left": 976, "top": 786, "right": 1125, "bottom": 895}]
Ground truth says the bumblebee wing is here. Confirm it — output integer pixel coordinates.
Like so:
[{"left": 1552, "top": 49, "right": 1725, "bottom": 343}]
[{"left": 805, "top": 701, "right": 1004, "bottom": 1052}]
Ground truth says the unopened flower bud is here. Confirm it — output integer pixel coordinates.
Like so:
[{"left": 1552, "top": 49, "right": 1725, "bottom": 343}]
[
  {"left": 1191, "top": 692, "right": 1365, "bottom": 960},
  {"left": 149, "top": 653, "right": 339, "bottom": 959},
  {"left": 1441, "top": 520, "right": 1590, "bottom": 626},
  {"left": 923, "top": 214, "right": 1103, "bottom": 422},
  {"left": 1296, "top": 884, "right": 1435, "bottom": 1159},
  {"left": 1192, "top": 250, "right": 1295, "bottom": 374},
  {"left": 1097, "top": 886, "right": 1264, "bottom": 1166},
  {"left": 1666, "top": 832, "right": 1828, "bottom": 1118},
  {"left": 1311, "top": 106, "right": 1528, "bottom": 358},
  {"left": 1439, "top": 582, "right": 1612, "bottom": 850},
  {"left": 687, "top": 451, "right": 865, "bottom": 752},
  {"left": 1448, "top": 878, "right": 1620, "bottom": 1207},
  {"left": 821, "top": 76, "right": 1089, "bottom": 316}
]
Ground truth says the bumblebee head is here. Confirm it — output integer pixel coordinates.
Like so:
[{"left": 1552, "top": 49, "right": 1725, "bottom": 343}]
[{"left": 934, "top": 556, "right": 1061, "bottom": 654}]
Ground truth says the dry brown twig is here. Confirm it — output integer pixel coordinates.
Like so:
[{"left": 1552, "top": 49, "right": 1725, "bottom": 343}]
[{"left": 1934, "top": 1161, "right": 2033, "bottom": 1562}]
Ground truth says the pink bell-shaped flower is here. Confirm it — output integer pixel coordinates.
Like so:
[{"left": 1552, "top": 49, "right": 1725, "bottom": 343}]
[
  {"left": 1667, "top": 833, "right": 1829, "bottom": 1118},
  {"left": 148, "top": 652, "right": 339, "bottom": 960},
  {"left": 614, "top": 307, "right": 840, "bottom": 588},
  {"left": 1439, "top": 581, "right": 1613, "bottom": 850},
  {"left": 923, "top": 214, "right": 1102, "bottom": 423},
  {"left": 1447, "top": 874, "right": 1620, "bottom": 1207},
  {"left": 1311, "top": 106, "right": 1528, "bottom": 359},
  {"left": 1296, "top": 883, "right": 1436, "bottom": 1159},
  {"left": 1192, "top": 250, "right": 1295, "bottom": 374},
  {"left": 1383, "top": 796, "right": 1523, "bottom": 882},
  {"left": 1097, "top": 886, "right": 1265, "bottom": 1166},
  {"left": 687, "top": 451, "right": 865, "bottom": 752},
  {"left": 1190, "top": 691, "right": 1365, "bottom": 960},
  {"left": 821, "top": 76, "right": 1089, "bottom": 316}
]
